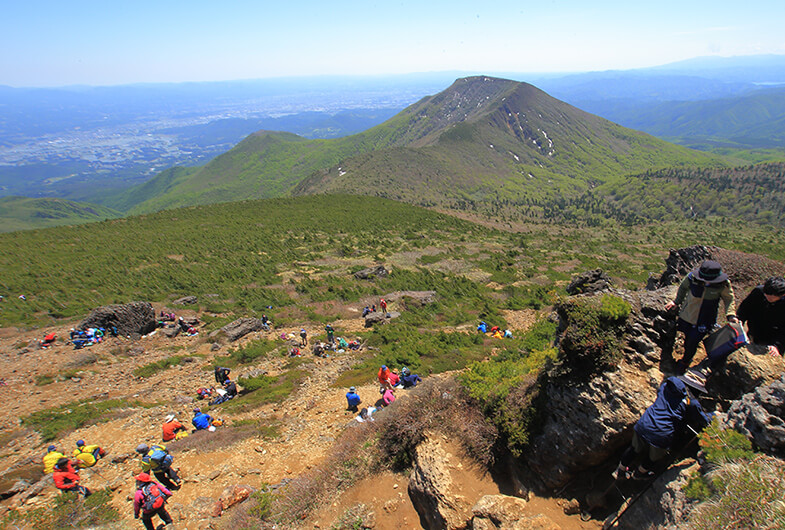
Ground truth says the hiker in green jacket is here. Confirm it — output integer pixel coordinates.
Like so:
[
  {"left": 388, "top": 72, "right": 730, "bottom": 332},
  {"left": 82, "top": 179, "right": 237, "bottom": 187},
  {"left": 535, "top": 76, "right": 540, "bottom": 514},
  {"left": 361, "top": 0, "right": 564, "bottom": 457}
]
[{"left": 665, "top": 260, "right": 737, "bottom": 373}]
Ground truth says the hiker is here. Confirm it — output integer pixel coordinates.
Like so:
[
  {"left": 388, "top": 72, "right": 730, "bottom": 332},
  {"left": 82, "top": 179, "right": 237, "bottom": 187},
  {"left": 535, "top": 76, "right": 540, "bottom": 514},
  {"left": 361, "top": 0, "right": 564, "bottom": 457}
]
[
  {"left": 313, "top": 342, "right": 325, "bottom": 357},
  {"left": 136, "top": 443, "right": 181, "bottom": 489},
  {"left": 133, "top": 472, "right": 173, "bottom": 530},
  {"left": 388, "top": 369, "right": 401, "bottom": 388},
  {"left": 214, "top": 366, "right": 231, "bottom": 385},
  {"left": 289, "top": 346, "right": 301, "bottom": 357},
  {"left": 356, "top": 406, "right": 377, "bottom": 423},
  {"left": 371, "top": 304, "right": 376, "bottom": 312},
  {"left": 325, "top": 324, "right": 335, "bottom": 343},
  {"left": 380, "top": 386, "right": 396, "bottom": 406},
  {"left": 53, "top": 457, "right": 91, "bottom": 497},
  {"left": 362, "top": 306, "right": 371, "bottom": 317},
  {"left": 346, "top": 386, "right": 362, "bottom": 413},
  {"left": 261, "top": 314, "right": 271, "bottom": 331},
  {"left": 162, "top": 414, "right": 188, "bottom": 442},
  {"left": 348, "top": 339, "right": 361, "bottom": 350},
  {"left": 196, "top": 387, "right": 214, "bottom": 400},
  {"left": 504, "top": 329, "right": 513, "bottom": 339},
  {"left": 665, "top": 260, "right": 737, "bottom": 373},
  {"left": 401, "top": 370, "right": 422, "bottom": 388},
  {"left": 211, "top": 379, "right": 238, "bottom": 405},
  {"left": 380, "top": 298, "right": 387, "bottom": 314},
  {"left": 615, "top": 375, "right": 713, "bottom": 480},
  {"left": 72, "top": 439, "right": 107, "bottom": 468},
  {"left": 300, "top": 328, "right": 308, "bottom": 347},
  {"left": 40, "top": 332, "right": 56, "bottom": 348},
  {"left": 477, "top": 321, "right": 487, "bottom": 334},
  {"left": 492, "top": 329, "right": 504, "bottom": 339},
  {"left": 737, "top": 276, "right": 785, "bottom": 357},
  {"left": 43, "top": 445, "right": 65, "bottom": 473},
  {"left": 192, "top": 408, "right": 213, "bottom": 431},
  {"left": 378, "top": 365, "right": 393, "bottom": 390}
]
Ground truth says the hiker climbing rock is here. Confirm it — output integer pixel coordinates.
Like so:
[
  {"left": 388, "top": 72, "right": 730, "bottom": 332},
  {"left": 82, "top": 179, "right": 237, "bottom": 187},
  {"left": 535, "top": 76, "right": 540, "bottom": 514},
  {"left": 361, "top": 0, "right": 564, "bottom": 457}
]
[
  {"left": 136, "top": 443, "right": 181, "bottom": 489},
  {"left": 72, "top": 439, "right": 107, "bottom": 468},
  {"left": 665, "top": 260, "right": 737, "bottom": 373},
  {"left": 53, "top": 457, "right": 91, "bottom": 497},
  {"left": 133, "top": 472, "right": 173, "bottom": 530},
  {"left": 614, "top": 375, "right": 713, "bottom": 481},
  {"left": 737, "top": 276, "right": 785, "bottom": 357},
  {"left": 162, "top": 414, "right": 188, "bottom": 442},
  {"left": 346, "top": 386, "right": 362, "bottom": 413},
  {"left": 43, "top": 445, "right": 65, "bottom": 473}
]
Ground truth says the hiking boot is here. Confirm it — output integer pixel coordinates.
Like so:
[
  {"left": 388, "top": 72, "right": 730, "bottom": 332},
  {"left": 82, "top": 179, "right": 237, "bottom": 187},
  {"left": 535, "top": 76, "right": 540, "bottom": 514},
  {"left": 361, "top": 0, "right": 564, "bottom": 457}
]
[
  {"left": 631, "top": 468, "right": 655, "bottom": 481},
  {"left": 611, "top": 464, "right": 629, "bottom": 481}
]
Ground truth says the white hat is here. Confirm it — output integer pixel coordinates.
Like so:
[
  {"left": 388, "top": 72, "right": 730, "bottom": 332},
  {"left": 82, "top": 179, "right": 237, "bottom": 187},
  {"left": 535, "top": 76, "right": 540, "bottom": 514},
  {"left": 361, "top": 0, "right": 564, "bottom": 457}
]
[{"left": 165, "top": 414, "right": 176, "bottom": 423}]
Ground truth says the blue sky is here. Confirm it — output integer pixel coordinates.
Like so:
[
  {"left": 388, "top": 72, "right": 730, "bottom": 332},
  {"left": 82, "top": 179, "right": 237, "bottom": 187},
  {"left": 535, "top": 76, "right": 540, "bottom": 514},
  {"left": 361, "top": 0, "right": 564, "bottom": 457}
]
[{"left": 3, "top": 0, "right": 785, "bottom": 87}]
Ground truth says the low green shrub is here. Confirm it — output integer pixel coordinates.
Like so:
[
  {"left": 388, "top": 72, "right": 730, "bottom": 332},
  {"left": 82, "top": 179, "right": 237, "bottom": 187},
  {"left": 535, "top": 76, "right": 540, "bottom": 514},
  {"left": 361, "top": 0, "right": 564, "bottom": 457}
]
[
  {"left": 555, "top": 294, "right": 630, "bottom": 378},
  {"left": 221, "top": 339, "right": 279, "bottom": 366},
  {"left": 23, "top": 398, "right": 151, "bottom": 442},
  {"left": 133, "top": 354, "right": 200, "bottom": 378},
  {"left": 1, "top": 488, "right": 120, "bottom": 529}
]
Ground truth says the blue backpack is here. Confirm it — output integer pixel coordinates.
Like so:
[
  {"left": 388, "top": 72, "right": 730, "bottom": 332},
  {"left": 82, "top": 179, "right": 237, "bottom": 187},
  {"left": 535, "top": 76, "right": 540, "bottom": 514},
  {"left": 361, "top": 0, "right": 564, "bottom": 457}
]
[{"left": 149, "top": 448, "right": 174, "bottom": 468}]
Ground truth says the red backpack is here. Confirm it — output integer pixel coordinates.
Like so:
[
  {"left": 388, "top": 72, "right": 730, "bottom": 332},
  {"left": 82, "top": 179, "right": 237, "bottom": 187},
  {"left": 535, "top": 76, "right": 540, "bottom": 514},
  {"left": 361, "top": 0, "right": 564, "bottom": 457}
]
[{"left": 142, "top": 482, "right": 167, "bottom": 511}]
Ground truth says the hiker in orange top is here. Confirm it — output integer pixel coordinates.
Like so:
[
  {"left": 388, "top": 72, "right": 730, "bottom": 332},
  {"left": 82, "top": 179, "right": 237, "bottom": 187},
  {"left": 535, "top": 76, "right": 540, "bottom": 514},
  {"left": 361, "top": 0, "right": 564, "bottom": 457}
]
[
  {"left": 378, "top": 365, "right": 393, "bottom": 390},
  {"left": 53, "top": 457, "right": 91, "bottom": 497},
  {"left": 162, "top": 414, "right": 188, "bottom": 442}
]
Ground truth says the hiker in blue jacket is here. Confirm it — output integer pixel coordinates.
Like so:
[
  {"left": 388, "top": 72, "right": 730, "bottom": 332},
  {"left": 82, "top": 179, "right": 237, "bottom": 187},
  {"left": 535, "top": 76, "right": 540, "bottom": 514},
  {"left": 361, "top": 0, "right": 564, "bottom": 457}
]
[
  {"left": 191, "top": 408, "right": 213, "bottom": 431},
  {"left": 345, "top": 386, "right": 362, "bottom": 413},
  {"left": 614, "top": 375, "right": 713, "bottom": 480}
]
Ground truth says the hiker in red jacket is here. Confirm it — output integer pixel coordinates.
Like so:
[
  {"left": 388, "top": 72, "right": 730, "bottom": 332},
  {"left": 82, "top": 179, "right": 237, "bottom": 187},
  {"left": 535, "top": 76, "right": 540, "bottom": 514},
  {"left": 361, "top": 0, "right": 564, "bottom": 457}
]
[
  {"left": 133, "top": 472, "right": 173, "bottom": 530},
  {"left": 53, "top": 458, "right": 91, "bottom": 497}
]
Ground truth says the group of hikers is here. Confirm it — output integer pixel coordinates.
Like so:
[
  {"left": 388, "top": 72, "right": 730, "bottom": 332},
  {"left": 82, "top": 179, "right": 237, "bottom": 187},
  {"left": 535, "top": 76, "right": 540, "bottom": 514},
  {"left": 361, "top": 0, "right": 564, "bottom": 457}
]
[
  {"left": 158, "top": 311, "right": 199, "bottom": 336},
  {"left": 361, "top": 298, "right": 389, "bottom": 317},
  {"left": 614, "top": 260, "right": 785, "bottom": 483},
  {"left": 477, "top": 321, "right": 513, "bottom": 339},
  {"left": 345, "top": 364, "right": 423, "bottom": 422}
]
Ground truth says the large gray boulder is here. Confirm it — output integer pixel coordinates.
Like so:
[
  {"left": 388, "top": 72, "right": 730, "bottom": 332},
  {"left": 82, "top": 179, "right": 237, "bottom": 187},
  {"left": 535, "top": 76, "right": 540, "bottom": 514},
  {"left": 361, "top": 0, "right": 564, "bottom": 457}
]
[
  {"left": 354, "top": 265, "right": 389, "bottom": 280},
  {"left": 566, "top": 269, "right": 612, "bottom": 295},
  {"left": 79, "top": 301, "right": 157, "bottom": 336},
  {"left": 724, "top": 375, "right": 785, "bottom": 456},
  {"left": 470, "top": 495, "right": 559, "bottom": 529},
  {"left": 707, "top": 346, "right": 783, "bottom": 400},
  {"left": 214, "top": 318, "right": 264, "bottom": 342}
]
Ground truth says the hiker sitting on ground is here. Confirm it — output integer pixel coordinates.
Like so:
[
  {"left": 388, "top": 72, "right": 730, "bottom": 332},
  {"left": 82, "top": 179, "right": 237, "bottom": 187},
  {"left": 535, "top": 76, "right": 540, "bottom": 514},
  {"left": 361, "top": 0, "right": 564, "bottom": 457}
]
[
  {"left": 136, "top": 443, "right": 181, "bottom": 489},
  {"left": 388, "top": 369, "right": 401, "bottom": 388},
  {"left": 737, "top": 276, "right": 785, "bottom": 357},
  {"left": 192, "top": 408, "right": 213, "bottom": 431},
  {"left": 378, "top": 365, "right": 393, "bottom": 390},
  {"left": 162, "top": 414, "right": 188, "bottom": 442},
  {"left": 337, "top": 336, "right": 348, "bottom": 349},
  {"left": 401, "top": 370, "right": 422, "bottom": 388},
  {"left": 346, "top": 386, "right": 362, "bottom": 413},
  {"left": 72, "top": 439, "right": 107, "bottom": 468},
  {"left": 40, "top": 332, "right": 56, "bottom": 348},
  {"left": 211, "top": 379, "right": 238, "bottom": 405},
  {"left": 214, "top": 366, "right": 231, "bottom": 385},
  {"left": 348, "top": 339, "right": 361, "bottom": 350},
  {"left": 261, "top": 314, "right": 271, "bottom": 331},
  {"left": 665, "top": 260, "right": 737, "bottom": 373},
  {"left": 492, "top": 329, "right": 504, "bottom": 339},
  {"left": 43, "top": 445, "right": 65, "bottom": 473},
  {"left": 477, "top": 321, "right": 487, "bottom": 334},
  {"left": 504, "top": 329, "right": 513, "bottom": 339},
  {"left": 53, "top": 457, "right": 91, "bottom": 497},
  {"left": 133, "top": 472, "right": 173, "bottom": 530},
  {"left": 615, "top": 375, "right": 713, "bottom": 481},
  {"left": 196, "top": 387, "right": 214, "bottom": 400},
  {"left": 356, "top": 406, "right": 377, "bottom": 423}
]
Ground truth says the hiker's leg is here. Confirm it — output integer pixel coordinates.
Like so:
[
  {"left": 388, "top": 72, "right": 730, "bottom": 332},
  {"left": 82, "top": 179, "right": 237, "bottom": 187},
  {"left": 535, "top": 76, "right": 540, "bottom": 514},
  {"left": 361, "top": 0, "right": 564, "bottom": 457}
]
[
  {"left": 165, "top": 465, "right": 180, "bottom": 484},
  {"left": 154, "top": 470, "right": 175, "bottom": 489},
  {"left": 142, "top": 514, "right": 156, "bottom": 530},
  {"left": 80, "top": 486, "right": 92, "bottom": 497},
  {"left": 679, "top": 327, "right": 703, "bottom": 369},
  {"left": 158, "top": 507, "right": 173, "bottom": 525}
]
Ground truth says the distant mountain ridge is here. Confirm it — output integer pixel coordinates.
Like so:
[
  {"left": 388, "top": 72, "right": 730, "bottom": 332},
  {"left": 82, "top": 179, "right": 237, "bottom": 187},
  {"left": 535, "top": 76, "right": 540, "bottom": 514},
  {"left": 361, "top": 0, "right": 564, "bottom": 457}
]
[
  {"left": 118, "top": 76, "right": 722, "bottom": 215},
  {"left": 0, "top": 196, "right": 120, "bottom": 232}
]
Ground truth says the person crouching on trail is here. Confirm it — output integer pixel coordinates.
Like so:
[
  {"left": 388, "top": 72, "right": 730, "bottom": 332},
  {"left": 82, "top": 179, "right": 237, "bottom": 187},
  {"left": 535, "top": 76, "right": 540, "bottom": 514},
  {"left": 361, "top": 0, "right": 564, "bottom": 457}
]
[
  {"left": 192, "top": 408, "right": 213, "bottom": 431},
  {"left": 53, "top": 457, "right": 91, "bottom": 497},
  {"left": 72, "top": 439, "right": 107, "bottom": 468},
  {"left": 614, "top": 375, "right": 713, "bottom": 481},
  {"left": 133, "top": 472, "right": 173, "bottom": 530},
  {"left": 214, "top": 366, "right": 231, "bottom": 385},
  {"left": 346, "top": 386, "right": 361, "bottom": 413},
  {"left": 136, "top": 443, "right": 181, "bottom": 489}
]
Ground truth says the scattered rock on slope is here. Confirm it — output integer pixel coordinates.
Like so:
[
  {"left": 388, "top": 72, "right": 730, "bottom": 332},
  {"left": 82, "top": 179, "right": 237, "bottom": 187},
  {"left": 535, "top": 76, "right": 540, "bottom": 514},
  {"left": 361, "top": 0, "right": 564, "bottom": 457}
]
[
  {"left": 724, "top": 375, "right": 785, "bottom": 456},
  {"left": 566, "top": 269, "right": 612, "bottom": 295}
]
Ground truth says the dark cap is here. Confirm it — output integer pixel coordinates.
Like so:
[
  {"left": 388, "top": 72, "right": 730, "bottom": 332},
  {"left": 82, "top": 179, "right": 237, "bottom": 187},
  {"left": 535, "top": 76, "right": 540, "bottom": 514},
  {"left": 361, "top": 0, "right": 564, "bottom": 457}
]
[
  {"left": 693, "top": 260, "right": 728, "bottom": 284},
  {"left": 763, "top": 277, "right": 785, "bottom": 296}
]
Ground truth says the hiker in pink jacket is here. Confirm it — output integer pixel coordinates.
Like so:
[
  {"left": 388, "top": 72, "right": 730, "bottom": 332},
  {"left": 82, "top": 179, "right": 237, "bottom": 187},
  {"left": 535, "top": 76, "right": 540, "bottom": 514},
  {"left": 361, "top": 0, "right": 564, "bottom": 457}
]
[{"left": 133, "top": 472, "right": 173, "bottom": 530}]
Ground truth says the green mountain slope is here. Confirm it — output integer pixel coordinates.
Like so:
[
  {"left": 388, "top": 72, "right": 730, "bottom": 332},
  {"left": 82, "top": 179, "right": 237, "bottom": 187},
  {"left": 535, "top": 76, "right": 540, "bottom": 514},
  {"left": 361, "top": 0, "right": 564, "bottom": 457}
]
[
  {"left": 0, "top": 196, "right": 121, "bottom": 232},
  {"left": 121, "top": 76, "right": 725, "bottom": 214}
]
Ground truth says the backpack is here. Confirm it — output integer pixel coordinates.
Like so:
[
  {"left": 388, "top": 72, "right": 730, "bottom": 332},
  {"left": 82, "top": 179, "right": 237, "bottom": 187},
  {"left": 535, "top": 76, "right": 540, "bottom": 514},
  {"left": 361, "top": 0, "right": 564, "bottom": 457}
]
[
  {"left": 149, "top": 448, "right": 174, "bottom": 468},
  {"left": 141, "top": 482, "right": 167, "bottom": 511}
]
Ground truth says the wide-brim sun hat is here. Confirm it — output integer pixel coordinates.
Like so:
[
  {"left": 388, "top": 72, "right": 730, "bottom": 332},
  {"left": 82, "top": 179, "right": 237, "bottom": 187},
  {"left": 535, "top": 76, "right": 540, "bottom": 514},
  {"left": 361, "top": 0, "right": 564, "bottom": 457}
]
[
  {"left": 692, "top": 260, "right": 728, "bottom": 284},
  {"left": 165, "top": 414, "right": 176, "bottom": 423},
  {"left": 135, "top": 472, "right": 152, "bottom": 482}
]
